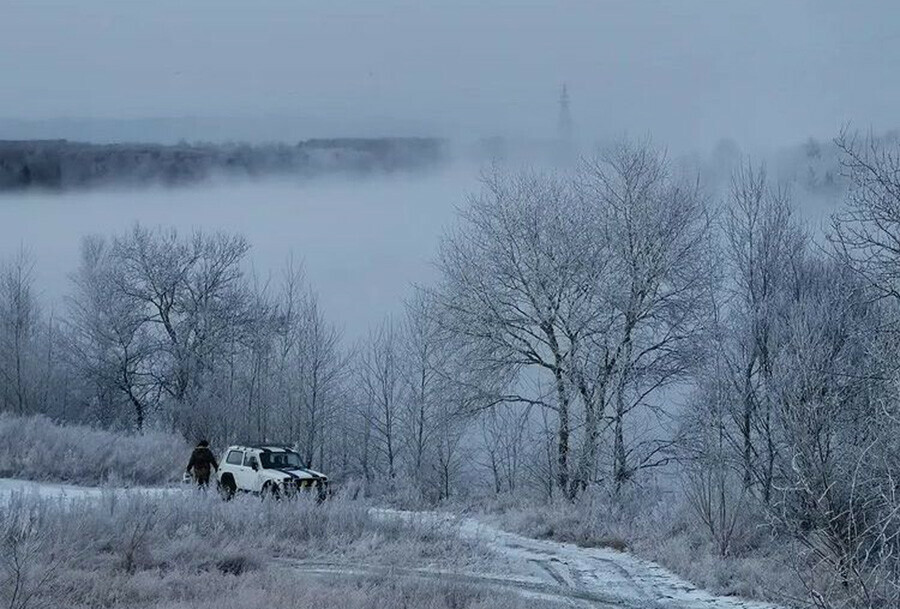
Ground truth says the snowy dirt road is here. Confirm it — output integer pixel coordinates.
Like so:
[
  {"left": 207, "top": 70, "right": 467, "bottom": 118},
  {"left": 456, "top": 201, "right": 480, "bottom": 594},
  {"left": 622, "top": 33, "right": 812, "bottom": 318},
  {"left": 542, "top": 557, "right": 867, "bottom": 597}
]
[
  {"left": 289, "top": 510, "right": 783, "bottom": 609},
  {"left": 0, "top": 478, "right": 783, "bottom": 609}
]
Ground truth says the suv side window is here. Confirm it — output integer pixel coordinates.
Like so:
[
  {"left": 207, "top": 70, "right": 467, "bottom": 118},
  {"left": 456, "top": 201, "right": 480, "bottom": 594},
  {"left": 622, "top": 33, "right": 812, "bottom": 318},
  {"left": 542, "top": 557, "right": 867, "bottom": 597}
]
[
  {"left": 225, "top": 450, "right": 244, "bottom": 465},
  {"left": 244, "top": 454, "right": 259, "bottom": 469}
]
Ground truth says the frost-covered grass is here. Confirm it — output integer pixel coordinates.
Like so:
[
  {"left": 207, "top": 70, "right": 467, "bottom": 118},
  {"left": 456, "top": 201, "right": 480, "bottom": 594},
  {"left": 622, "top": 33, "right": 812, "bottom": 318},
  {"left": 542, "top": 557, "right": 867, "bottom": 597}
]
[
  {"left": 0, "top": 413, "right": 187, "bottom": 486},
  {"left": 0, "top": 489, "right": 492, "bottom": 609},
  {"left": 642, "top": 523, "right": 802, "bottom": 604},
  {"left": 43, "top": 570, "right": 546, "bottom": 609}
]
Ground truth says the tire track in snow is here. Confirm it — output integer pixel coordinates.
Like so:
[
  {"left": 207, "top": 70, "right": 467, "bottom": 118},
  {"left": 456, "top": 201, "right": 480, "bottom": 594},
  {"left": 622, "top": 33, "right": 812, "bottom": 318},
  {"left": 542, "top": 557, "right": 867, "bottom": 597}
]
[
  {"left": 375, "top": 509, "right": 786, "bottom": 609},
  {"left": 274, "top": 559, "right": 631, "bottom": 608}
]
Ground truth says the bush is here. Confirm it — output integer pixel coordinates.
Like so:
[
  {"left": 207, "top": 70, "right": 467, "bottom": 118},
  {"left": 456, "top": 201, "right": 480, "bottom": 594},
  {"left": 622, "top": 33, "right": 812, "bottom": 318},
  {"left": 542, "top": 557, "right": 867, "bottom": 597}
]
[
  {"left": 0, "top": 413, "right": 188, "bottom": 486},
  {"left": 477, "top": 483, "right": 671, "bottom": 550},
  {"left": 636, "top": 496, "right": 801, "bottom": 602}
]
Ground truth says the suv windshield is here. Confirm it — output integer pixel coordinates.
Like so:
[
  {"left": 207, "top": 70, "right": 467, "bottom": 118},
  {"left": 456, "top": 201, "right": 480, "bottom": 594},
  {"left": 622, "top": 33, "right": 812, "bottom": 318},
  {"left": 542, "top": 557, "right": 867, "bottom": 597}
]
[{"left": 260, "top": 451, "right": 304, "bottom": 469}]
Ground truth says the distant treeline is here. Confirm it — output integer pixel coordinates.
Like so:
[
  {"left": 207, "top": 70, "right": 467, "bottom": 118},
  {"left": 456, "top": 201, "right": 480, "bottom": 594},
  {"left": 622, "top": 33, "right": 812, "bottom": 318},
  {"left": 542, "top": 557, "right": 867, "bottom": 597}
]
[{"left": 0, "top": 137, "right": 446, "bottom": 190}]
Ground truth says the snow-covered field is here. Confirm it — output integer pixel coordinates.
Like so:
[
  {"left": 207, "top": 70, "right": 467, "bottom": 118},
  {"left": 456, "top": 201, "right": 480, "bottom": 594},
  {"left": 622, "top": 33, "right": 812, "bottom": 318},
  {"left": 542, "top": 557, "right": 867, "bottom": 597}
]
[
  {"left": 0, "top": 477, "right": 178, "bottom": 500},
  {"left": 0, "top": 478, "right": 782, "bottom": 609}
]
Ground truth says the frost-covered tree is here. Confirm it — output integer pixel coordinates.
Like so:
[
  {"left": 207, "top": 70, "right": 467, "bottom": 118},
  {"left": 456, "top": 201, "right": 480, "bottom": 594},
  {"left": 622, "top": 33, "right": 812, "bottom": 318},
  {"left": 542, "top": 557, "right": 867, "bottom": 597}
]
[
  {"left": 721, "top": 163, "right": 806, "bottom": 497},
  {"left": 0, "top": 249, "right": 41, "bottom": 416},
  {"left": 356, "top": 318, "right": 404, "bottom": 480},
  {"left": 433, "top": 142, "right": 715, "bottom": 497},
  {"left": 286, "top": 288, "right": 345, "bottom": 469},
  {"left": 66, "top": 236, "right": 159, "bottom": 430},
  {"left": 433, "top": 168, "right": 595, "bottom": 495},
  {"left": 398, "top": 294, "right": 443, "bottom": 488},
  {"left": 66, "top": 225, "right": 255, "bottom": 436},
  {"left": 680, "top": 143, "right": 900, "bottom": 606},
  {"left": 576, "top": 141, "right": 716, "bottom": 490}
]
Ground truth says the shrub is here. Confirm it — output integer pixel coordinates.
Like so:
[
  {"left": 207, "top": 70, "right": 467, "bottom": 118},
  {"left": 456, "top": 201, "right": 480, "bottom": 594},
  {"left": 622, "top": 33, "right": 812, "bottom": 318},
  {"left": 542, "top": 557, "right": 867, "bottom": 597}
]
[{"left": 0, "top": 413, "right": 188, "bottom": 486}]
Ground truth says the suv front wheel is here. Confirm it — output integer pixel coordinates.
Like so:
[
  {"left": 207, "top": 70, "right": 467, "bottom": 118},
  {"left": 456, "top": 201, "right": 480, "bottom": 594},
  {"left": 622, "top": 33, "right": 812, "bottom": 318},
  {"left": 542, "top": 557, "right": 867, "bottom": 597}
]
[{"left": 261, "top": 481, "right": 281, "bottom": 500}]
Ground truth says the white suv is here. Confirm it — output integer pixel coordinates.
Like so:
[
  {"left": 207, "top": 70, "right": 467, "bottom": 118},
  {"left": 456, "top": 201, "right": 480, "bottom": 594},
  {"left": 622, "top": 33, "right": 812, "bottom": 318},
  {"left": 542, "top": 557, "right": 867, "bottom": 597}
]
[{"left": 216, "top": 445, "right": 328, "bottom": 499}]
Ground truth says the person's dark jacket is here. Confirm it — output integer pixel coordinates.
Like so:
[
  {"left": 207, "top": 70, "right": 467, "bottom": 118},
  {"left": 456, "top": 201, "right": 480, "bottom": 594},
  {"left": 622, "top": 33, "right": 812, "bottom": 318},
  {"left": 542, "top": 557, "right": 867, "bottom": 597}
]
[{"left": 186, "top": 446, "right": 218, "bottom": 475}]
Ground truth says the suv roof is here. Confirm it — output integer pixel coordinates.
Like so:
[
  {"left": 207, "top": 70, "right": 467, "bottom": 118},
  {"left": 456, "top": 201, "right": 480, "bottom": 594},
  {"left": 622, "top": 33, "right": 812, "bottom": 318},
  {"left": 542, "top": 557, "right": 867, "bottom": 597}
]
[{"left": 227, "top": 444, "right": 297, "bottom": 453}]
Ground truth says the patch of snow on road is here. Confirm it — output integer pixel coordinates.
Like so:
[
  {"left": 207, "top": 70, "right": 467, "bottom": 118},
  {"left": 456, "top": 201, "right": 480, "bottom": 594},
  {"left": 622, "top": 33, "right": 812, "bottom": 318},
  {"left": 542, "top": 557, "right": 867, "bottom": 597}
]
[{"left": 376, "top": 509, "right": 784, "bottom": 609}]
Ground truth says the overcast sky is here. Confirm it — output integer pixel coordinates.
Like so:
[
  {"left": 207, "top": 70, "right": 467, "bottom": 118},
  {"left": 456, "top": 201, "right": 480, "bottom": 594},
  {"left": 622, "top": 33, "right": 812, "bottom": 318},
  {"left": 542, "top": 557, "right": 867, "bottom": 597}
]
[{"left": 2, "top": 0, "right": 898, "bottom": 150}]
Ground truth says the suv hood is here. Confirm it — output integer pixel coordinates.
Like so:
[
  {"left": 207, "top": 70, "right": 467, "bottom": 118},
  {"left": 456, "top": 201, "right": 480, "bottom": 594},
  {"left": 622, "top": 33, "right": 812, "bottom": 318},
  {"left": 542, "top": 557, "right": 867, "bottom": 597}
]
[{"left": 266, "top": 467, "right": 327, "bottom": 482}]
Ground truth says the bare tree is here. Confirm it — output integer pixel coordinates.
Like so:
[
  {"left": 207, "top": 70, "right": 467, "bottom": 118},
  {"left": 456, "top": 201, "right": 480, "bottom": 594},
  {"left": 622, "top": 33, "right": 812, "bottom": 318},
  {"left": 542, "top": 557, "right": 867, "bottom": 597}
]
[
  {"left": 434, "top": 145, "right": 714, "bottom": 498},
  {"left": 235, "top": 274, "right": 279, "bottom": 442},
  {"left": 357, "top": 318, "right": 404, "bottom": 480},
  {"left": 66, "top": 237, "right": 158, "bottom": 430},
  {"left": 292, "top": 292, "right": 345, "bottom": 469},
  {"left": 431, "top": 395, "right": 468, "bottom": 501},
  {"left": 681, "top": 332, "right": 751, "bottom": 558},
  {"left": 831, "top": 129, "right": 900, "bottom": 303},
  {"left": 64, "top": 225, "right": 256, "bottom": 435},
  {"left": 720, "top": 163, "right": 805, "bottom": 498},
  {"left": 433, "top": 169, "right": 595, "bottom": 495},
  {"left": 264, "top": 262, "right": 346, "bottom": 467},
  {"left": 576, "top": 141, "right": 717, "bottom": 491},
  {"left": 0, "top": 249, "right": 40, "bottom": 416},
  {"left": 478, "top": 402, "right": 533, "bottom": 494},
  {"left": 399, "top": 293, "right": 442, "bottom": 488},
  {"left": 109, "top": 226, "right": 251, "bottom": 418},
  {"left": 797, "top": 130, "right": 900, "bottom": 605},
  {"left": 768, "top": 261, "right": 887, "bottom": 606}
]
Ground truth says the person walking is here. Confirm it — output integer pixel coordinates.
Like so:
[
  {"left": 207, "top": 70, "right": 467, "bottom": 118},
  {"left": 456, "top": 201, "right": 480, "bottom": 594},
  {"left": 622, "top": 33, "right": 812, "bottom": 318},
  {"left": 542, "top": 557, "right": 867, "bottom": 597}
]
[{"left": 186, "top": 440, "right": 218, "bottom": 488}]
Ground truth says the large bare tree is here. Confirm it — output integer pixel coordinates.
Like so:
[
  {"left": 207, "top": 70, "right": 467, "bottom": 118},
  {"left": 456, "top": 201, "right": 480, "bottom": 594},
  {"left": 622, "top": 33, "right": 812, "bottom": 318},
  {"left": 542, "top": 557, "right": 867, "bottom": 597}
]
[
  {"left": 434, "top": 142, "right": 715, "bottom": 497},
  {"left": 575, "top": 141, "right": 716, "bottom": 490},
  {"left": 433, "top": 169, "right": 595, "bottom": 494},
  {"left": 67, "top": 225, "right": 255, "bottom": 435}
]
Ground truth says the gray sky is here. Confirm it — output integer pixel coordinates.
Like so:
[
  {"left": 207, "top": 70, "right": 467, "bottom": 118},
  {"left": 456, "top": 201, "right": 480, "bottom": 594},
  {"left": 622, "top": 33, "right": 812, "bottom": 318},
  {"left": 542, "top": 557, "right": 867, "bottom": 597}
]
[{"left": 2, "top": 0, "right": 899, "bottom": 150}]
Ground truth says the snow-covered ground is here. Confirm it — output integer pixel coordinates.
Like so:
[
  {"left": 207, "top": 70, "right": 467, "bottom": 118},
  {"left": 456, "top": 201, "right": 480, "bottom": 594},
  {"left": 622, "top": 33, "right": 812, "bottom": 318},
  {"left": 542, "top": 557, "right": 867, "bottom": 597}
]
[
  {"left": 0, "top": 477, "right": 176, "bottom": 500},
  {"left": 0, "top": 478, "right": 783, "bottom": 609}
]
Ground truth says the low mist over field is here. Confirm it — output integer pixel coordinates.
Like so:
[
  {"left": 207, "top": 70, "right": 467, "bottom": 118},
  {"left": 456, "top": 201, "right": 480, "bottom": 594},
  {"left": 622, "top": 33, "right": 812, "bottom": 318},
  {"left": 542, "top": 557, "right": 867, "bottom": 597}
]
[{"left": 0, "top": 166, "right": 477, "bottom": 338}]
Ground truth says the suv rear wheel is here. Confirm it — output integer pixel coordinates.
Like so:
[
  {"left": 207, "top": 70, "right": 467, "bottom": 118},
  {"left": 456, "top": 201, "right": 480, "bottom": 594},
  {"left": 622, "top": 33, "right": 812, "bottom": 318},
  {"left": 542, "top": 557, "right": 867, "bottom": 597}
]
[{"left": 219, "top": 474, "right": 236, "bottom": 500}]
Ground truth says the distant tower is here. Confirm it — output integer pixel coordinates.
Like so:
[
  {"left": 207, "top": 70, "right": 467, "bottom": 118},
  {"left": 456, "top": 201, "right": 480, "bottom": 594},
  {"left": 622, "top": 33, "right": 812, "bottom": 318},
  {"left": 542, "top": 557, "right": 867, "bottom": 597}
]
[{"left": 557, "top": 84, "right": 573, "bottom": 142}]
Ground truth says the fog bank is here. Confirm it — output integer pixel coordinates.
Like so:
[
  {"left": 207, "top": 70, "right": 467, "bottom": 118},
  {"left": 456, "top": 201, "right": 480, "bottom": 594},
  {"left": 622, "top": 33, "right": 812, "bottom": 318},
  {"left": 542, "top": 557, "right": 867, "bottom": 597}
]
[{"left": 0, "top": 168, "right": 478, "bottom": 338}]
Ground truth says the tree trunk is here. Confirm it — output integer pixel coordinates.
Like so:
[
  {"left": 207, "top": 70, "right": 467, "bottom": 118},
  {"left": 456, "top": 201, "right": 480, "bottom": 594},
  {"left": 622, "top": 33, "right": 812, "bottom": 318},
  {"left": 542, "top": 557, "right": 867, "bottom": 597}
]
[
  {"left": 613, "top": 408, "right": 627, "bottom": 491},
  {"left": 613, "top": 335, "right": 633, "bottom": 493},
  {"left": 572, "top": 371, "right": 607, "bottom": 497},
  {"left": 554, "top": 365, "right": 570, "bottom": 494},
  {"left": 741, "top": 356, "right": 755, "bottom": 489}
]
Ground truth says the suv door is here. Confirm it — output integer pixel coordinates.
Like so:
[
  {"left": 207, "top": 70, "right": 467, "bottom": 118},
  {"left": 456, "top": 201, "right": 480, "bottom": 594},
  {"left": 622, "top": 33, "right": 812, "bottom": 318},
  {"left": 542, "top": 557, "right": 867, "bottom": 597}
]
[
  {"left": 222, "top": 449, "right": 245, "bottom": 489},
  {"left": 239, "top": 452, "right": 264, "bottom": 493}
]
